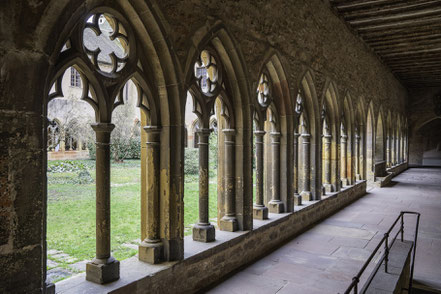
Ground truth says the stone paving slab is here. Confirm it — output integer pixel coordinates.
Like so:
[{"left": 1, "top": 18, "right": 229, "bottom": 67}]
[{"left": 208, "top": 168, "right": 441, "bottom": 293}]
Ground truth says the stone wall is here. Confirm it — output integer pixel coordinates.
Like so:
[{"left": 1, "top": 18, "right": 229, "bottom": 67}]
[
  {"left": 0, "top": 0, "right": 407, "bottom": 293},
  {"left": 56, "top": 181, "right": 367, "bottom": 294}
]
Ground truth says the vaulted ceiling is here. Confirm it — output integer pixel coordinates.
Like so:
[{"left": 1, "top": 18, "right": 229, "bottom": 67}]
[{"left": 328, "top": 0, "right": 441, "bottom": 88}]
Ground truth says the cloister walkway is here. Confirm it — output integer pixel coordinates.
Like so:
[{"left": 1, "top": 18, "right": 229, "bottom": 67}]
[{"left": 208, "top": 168, "right": 441, "bottom": 294}]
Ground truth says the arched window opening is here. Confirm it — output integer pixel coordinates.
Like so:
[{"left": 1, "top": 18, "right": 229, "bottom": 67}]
[
  {"left": 186, "top": 47, "right": 239, "bottom": 242},
  {"left": 340, "top": 120, "right": 350, "bottom": 187},
  {"left": 321, "top": 105, "right": 333, "bottom": 194},
  {"left": 46, "top": 65, "right": 96, "bottom": 284},
  {"left": 46, "top": 8, "right": 162, "bottom": 285},
  {"left": 375, "top": 114, "right": 385, "bottom": 162}
]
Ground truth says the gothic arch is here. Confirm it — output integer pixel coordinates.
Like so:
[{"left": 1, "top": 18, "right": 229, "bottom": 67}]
[
  {"left": 40, "top": 1, "right": 185, "bottom": 283},
  {"left": 295, "top": 69, "right": 321, "bottom": 200},
  {"left": 183, "top": 21, "right": 253, "bottom": 231},
  {"left": 321, "top": 81, "right": 340, "bottom": 192}
]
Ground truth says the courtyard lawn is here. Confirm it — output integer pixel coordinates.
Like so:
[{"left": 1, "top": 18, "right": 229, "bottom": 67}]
[{"left": 47, "top": 159, "right": 218, "bottom": 265}]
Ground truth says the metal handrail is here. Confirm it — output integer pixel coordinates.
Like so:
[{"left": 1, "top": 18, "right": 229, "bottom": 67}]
[{"left": 343, "top": 211, "right": 421, "bottom": 294}]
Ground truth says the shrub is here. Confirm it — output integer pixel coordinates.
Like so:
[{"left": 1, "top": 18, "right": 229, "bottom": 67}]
[
  {"left": 88, "top": 137, "right": 141, "bottom": 162},
  {"left": 184, "top": 148, "right": 199, "bottom": 175}
]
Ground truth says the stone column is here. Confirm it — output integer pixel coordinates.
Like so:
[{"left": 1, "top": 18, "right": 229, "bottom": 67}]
[
  {"left": 341, "top": 134, "right": 349, "bottom": 186},
  {"left": 293, "top": 132, "right": 302, "bottom": 205},
  {"left": 386, "top": 135, "right": 392, "bottom": 168},
  {"left": 139, "top": 126, "right": 163, "bottom": 264},
  {"left": 300, "top": 133, "right": 312, "bottom": 201},
  {"left": 355, "top": 134, "right": 362, "bottom": 180},
  {"left": 323, "top": 134, "right": 333, "bottom": 193},
  {"left": 220, "top": 129, "right": 238, "bottom": 231},
  {"left": 391, "top": 134, "right": 396, "bottom": 166},
  {"left": 86, "top": 123, "right": 119, "bottom": 284},
  {"left": 268, "top": 132, "right": 284, "bottom": 213},
  {"left": 253, "top": 130, "right": 268, "bottom": 219},
  {"left": 193, "top": 128, "right": 215, "bottom": 242},
  {"left": 397, "top": 136, "right": 401, "bottom": 164}
]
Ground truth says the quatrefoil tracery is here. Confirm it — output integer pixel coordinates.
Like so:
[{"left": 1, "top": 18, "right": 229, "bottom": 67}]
[
  {"left": 257, "top": 73, "right": 271, "bottom": 108},
  {"left": 83, "top": 13, "right": 129, "bottom": 74},
  {"left": 194, "top": 50, "right": 219, "bottom": 97},
  {"left": 295, "top": 93, "right": 304, "bottom": 115}
]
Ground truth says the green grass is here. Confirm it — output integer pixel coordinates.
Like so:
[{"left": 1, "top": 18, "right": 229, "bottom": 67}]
[{"left": 47, "top": 159, "right": 218, "bottom": 265}]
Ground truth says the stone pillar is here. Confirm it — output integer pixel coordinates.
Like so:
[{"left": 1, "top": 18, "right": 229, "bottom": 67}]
[
  {"left": 86, "top": 123, "right": 119, "bottom": 284},
  {"left": 139, "top": 126, "right": 163, "bottom": 264},
  {"left": 293, "top": 132, "right": 302, "bottom": 205},
  {"left": 391, "top": 134, "right": 396, "bottom": 166},
  {"left": 323, "top": 134, "right": 333, "bottom": 193},
  {"left": 355, "top": 134, "right": 362, "bottom": 180},
  {"left": 193, "top": 128, "right": 215, "bottom": 242},
  {"left": 268, "top": 132, "right": 284, "bottom": 213},
  {"left": 386, "top": 135, "right": 391, "bottom": 168},
  {"left": 397, "top": 135, "right": 401, "bottom": 164},
  {"left": 220, "top": 129, "right": 238, "bottom": 231},
  {"left": 253, "top": 130, "right": 268, "bottom": 219},
  {"left": 341, "top": 134, "right": 349, "bottom": 186},
  {"left": 300, "top": 133, "right": 312, "bottom": 201}
]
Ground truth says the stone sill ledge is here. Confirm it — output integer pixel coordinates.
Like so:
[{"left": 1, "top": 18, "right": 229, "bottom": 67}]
[{"left": 56, "top": 180, "right": 367, "bottom": 294}]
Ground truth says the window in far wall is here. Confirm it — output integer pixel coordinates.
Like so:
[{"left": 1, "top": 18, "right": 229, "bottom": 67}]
[{"left": 70, "top": 67, "right": 81, "bottom": 87}]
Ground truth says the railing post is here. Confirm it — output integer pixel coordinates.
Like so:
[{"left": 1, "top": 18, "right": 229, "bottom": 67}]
[
  {"left": 401, "top": 213, "right": 404, "bottom": 242},
  {"left": 384, "top": 233, "right": 389, "bottom": 273},
  {"left": 353, "top": 277, "right": 359, "bottom": 294}
]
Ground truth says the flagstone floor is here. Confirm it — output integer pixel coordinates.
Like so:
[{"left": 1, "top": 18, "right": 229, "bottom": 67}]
[{"left": 208, "top": 168, "right": 441, "bottom": 294}]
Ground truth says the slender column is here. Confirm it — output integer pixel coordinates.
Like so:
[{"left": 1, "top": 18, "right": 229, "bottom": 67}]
[
  {"left": 355, "top": 134, "right": 362, "bottom": 180},
  {"left": 323, "top": 134, "right": 333, "bottom": 193},
  {"left": 268, "top": 132, "right": 284, "bottom": 213},
  {"left": 86, "top": 123, "right": 119, "bottom": 284},
  {"left": 253, "top": 130, "right": 268, "bottom": 219},
  {"left": 300, "top": 133, "right": 312, "bottom": 201},
  {"left": 193, "top": 128, "right": 215, "bottom": 242},
  {"left": 392, "top": 134, "right": 396, "bottom": 166},
  {"left": 341, "top": 134, "right": 349, "bottom": 187},
  {"left": 386, "top": 135, "right": 391, "bottom": 168},
  {"left": 220, "top": 129, "right": 238, "bottom": 231},
  {"left": 293, "top": 132, "right": 302, "bottom": 205},
  {"left": 139, "top": 126, "right": 163, "bottom": 263},
  {"left": 397, "top": 135, "right": 401, "bottom": 164}
]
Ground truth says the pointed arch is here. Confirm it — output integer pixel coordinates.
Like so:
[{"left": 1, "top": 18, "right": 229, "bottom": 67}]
[
  {"left": 366, "top": 100, "right": 375, "bottom": 181},
  {"left": 183, "top": 21, "right": 253, "bottom": 230},
  {"left": 375, "top": 106, "right": 386, "bottom": 163},
  {"left": 41, "top": 0, "right": 185, "bottom": 267},
  {"left": 321, "top": 80, "right": 340, "bottom": 191}
]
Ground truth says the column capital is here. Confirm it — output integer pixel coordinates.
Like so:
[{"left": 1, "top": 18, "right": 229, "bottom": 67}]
[
  {"left": 222, "top": 128, "right": 235, "bottom": 136},
  {"left": 323, "top": 134, "right": 332, "bottom": 138},
  {"left": 270, "top": 131, "right": 281, "bottom": 138},
  {"left": 195, "top": 128, "right": 212, "bottom": 136},
  {"left": 91, "top": 123, "right": 115, "bottom": 133},
  {"left": 143, "top": 125, "right": 161, "bottom": 134},
  {"left": 254, "top": 130, "right": 266, "bottom": 137},
  {"left": 301, "top": 133, "right": 311, "bottom": 138}
]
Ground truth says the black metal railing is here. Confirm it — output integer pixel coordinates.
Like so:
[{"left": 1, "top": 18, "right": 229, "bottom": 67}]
[{"left": 344, "top": 211, "right": 421, "bottom": 294}]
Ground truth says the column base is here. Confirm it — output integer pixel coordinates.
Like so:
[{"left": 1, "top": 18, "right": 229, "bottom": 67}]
[
  {"left": 193, "top": 223, "right": 215, "bottom": 242},
  {"left": 356, "top": 174, "right": 362, "bottom": 181},
  {"left": 44, "top": 282, "right": 55, "bottom": 294},
  {"left": 341, "top": 178, "right": 349, "bottom": 187},
  {"left": 323, "top": 183, "right": 333, "bottom": 193},
  {"left": 219, "top": 216, "right": 238, "bottom": 232},
  {"left": 300, "top": 191, "right": 312, "bottom": 201},
  {"left": 138, "top": 240, "right": 163, "bottom": 264},
  {"left": 294, "top": 194, "right": 302, "bottom": 206},
  {"left": 253, "top": 205, "right": 269, "bottom": 220},
  {"left": 268, "top": 200, "right": 284, "bottom": 213},
  {"left": 86, "top": 257, "right": 120, "bottom": 284}
]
